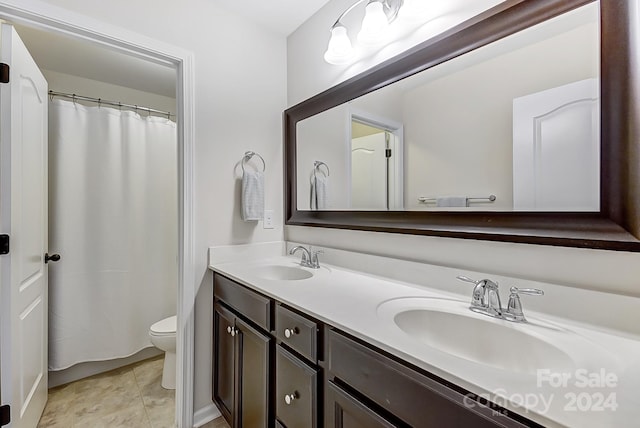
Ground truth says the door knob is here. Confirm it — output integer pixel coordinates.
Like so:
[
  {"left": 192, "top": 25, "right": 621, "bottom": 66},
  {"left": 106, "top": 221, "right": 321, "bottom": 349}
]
[{"left": 45, "top": 253, "right": 61, "bottom": 263}]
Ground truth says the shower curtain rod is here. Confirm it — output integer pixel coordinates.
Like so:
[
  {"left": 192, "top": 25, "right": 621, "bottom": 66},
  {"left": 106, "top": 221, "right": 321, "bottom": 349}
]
[{"left": 49, "top": 90, "right": 174, "bottom": 118}]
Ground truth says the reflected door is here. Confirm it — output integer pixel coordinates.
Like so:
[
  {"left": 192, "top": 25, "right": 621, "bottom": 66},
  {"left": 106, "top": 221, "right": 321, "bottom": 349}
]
[
  {"left": 351, "top": 133, "right": 388, "bottom": 210},
  {"left": 513, "top": 78, "right": 599, "bottom": 211}
]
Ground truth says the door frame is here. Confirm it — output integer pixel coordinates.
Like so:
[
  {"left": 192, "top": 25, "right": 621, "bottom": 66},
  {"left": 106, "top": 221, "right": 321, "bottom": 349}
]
[
  {"left": 347, "top": 106, "right": 404, "bottom": 210},
  {"left": 0, "top": 1, "right": 196, "bottom": 427}
]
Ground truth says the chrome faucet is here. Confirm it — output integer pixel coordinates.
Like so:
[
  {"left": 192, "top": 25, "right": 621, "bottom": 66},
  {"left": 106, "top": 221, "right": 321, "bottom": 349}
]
[
  {"left": 289, "top": 245, "right": 321, "bottom": 269},
  {"left": 456, "top": 276, "right": 543, "bottom": 322},
  {"left": 504, "top": 287, "right": 544, "bottom": 322}
]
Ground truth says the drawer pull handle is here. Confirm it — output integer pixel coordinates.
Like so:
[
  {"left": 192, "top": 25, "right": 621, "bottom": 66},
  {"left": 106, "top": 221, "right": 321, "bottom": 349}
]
[
  {"left": 284, "top": 392, "right": 298, "bottom": 405},
  {"left": 284, "top": 327, "right": 298, "bottom": 338}
]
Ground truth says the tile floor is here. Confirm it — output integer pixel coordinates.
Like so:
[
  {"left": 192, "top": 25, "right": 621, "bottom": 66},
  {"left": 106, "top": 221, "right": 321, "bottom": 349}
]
[
  {"left": 38, "top": 355, "right": 175, "bottom": 428},
  {"left": 200, "top": 417, "right": 231, "bottom": 428}
]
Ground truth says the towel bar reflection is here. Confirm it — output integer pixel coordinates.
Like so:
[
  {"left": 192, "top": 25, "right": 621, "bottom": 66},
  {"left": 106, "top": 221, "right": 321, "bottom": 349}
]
[
  {"left": 418, "top": 195, "right": 497, "bottom": 203},
  {"left": 242, "top": 151, "right": 266, "bottom": 173},
  {"left": 314, "top": 160, "right": 330, "bottom": 177}
]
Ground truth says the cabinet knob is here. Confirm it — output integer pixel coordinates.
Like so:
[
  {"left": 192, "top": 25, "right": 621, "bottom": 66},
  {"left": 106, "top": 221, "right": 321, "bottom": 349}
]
[
  {"left": 230, "top": 327, "right": 237, "bottom": 337},
  {"left": 284, "top": 327, "right": 298, "bottom": 339},
  {"left": 284, "top": 392, "right": 298, "bottom": 405},
  {"left": 226, "top": 326, "right": 232, "bottom": 334}
]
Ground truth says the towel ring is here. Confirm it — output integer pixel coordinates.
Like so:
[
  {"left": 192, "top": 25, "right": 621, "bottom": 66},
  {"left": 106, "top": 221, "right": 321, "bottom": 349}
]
[
  {"left": 314, "top": 161, "right": 330, "bottom": 176},
  {"left": 242, "top": 151, "right": 266, "bottom": 173}
]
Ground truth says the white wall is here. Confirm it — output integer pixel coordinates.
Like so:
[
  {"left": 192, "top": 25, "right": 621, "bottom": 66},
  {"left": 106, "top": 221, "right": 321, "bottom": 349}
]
[
  {"left": 42, "top": 69, "right": 176, "bottom": 115},
  {"left": 297, "top": 104, "right": 348, "bottom": 209},
  {"left": 403, "top": 18, "right": 598, "bottom": 210},
  {"left": 286, "top": 0, "right": 640, "bottom": 298},
  {"left": 296, "top": 83, "right": 403, "bottom": 210},
  {"left": 16, "top": 0, "right": 287, "bottom": 414}
]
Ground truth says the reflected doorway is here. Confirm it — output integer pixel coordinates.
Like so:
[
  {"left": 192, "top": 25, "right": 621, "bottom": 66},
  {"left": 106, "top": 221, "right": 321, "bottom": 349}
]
[{"left": 349, "top": 110, "right": 403, "bottom": 210}]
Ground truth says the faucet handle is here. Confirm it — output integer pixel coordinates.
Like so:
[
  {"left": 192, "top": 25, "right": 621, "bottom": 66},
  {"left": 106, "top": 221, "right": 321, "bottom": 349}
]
[
  {"left": 505, "top": 286, "right": 543, "bottom": 322},
  {"left": 510, "top": 287, "right": 544, "bottom": 296},
  {"left": 310, "top": 248, "right": 323, "bottom": 268},
  {"left": 456, "top": 275, "right": 476, "bottom": 283}
]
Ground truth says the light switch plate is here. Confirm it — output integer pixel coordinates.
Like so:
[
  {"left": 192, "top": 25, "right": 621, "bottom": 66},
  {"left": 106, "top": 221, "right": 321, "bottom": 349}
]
[{"left": 264, "top": 210, "right": 274, "bottom": 229}]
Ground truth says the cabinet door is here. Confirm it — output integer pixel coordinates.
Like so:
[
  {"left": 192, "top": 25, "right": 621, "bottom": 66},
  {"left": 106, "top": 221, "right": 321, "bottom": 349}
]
[
  {"left": 326, "top": 382, "right": 397, "bottom": 428},
  {"left": 276, "top": 345, "right": 318, "bottom": 428},
  {"left": 237, "top": 317, "right": 271, "bottom": 428},
  {"left": 213, "top": 302, "right": 236, "bottom": 424}
]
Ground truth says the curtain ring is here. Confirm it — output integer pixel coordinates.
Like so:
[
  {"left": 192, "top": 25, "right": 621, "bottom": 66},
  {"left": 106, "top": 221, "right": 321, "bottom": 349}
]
[
  {"left": 98, "top": 98, "right": 101, "bottom": 108},
  {"left": 49, "top": 90, "right": 54, "bottom": 102},
  {"left": 166, "top": 111, "right": 170, "bottom": 120},
  {"left": 72, "top": 94, "right": 76, "bottom": 105},
  {"left": 118, "top": 102, "right": 122, "bottom": 111}
]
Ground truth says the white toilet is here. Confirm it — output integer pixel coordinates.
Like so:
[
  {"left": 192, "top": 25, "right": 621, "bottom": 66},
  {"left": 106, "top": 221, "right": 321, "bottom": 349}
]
[{"left": 149, "top": 315, "right": 177, "bottom": 390}]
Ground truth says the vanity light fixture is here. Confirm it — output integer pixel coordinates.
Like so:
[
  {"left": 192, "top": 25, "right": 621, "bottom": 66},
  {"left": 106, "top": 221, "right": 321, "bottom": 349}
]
[{"left": 324, "top": 0, "right": 404, "bottom": 65}]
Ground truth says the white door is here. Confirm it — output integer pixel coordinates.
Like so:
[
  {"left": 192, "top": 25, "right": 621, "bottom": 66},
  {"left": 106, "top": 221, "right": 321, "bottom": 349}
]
[
  {"left": 0, "top": 24, "right": 49, "bottom": 428},
  {"left": 351, "top": 132, "right": 387, "bottom": 210},
  {"left": 513, "top": 78, "right": 600, "bottom": 211}
]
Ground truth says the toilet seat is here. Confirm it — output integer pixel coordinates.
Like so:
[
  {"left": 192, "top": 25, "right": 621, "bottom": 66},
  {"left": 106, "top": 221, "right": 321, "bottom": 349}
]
[{"left": 150, "top": 315, "right": 176, "bottom": 336}]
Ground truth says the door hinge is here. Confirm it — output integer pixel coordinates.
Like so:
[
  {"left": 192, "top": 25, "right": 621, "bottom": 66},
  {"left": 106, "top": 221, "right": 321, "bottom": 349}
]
[
  {"left": 0, "top": 63, "right": 9, "bottom": 84},
  {"left": 0, "top": 234, "right": 9, "bottom": 255},
  {"left": 0, "top": 404, "right": 10, "bottom": 426},
  {"left": 385, "top": 148, "right": 392, "bottom": 158}
]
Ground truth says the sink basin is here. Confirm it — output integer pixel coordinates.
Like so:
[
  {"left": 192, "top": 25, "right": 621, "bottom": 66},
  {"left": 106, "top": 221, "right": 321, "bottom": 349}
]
[
  {"left": 249, "top": 265, "right": 313, "bottom": 281},
  {"left": 378, "top": 297, "right": 574, "bottom": 375}
]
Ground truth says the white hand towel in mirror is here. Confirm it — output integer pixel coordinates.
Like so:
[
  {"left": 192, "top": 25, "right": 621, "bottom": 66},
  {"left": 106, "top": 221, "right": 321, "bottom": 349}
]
[
  {"left": 310, "top": 178, "right": 317, "bottom": 210},
  {"left": 436, "top": 196, "right": 468, "bottom": 207},
  {"left": 242, "top": 170, "right": 264, "bottom": 221},
  {"left": 315, "top": 175, "right": 329, "bottom": 210}
]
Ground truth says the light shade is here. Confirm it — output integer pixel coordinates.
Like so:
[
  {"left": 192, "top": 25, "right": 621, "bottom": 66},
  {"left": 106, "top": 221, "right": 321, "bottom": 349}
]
[
  {"left": 357, "top": 1, "right": 390, "bottom": 46},
  {"left": 324, "top": 25, "right": 355, "bottom": 65}
]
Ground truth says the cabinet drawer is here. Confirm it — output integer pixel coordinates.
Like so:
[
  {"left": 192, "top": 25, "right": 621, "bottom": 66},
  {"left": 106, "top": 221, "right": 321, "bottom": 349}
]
[
  {"left": 214, "top": 273, "right": 272, "bottom": 331},
  {"left": 326, "top": 381, "right": 398, "bottom": 428},
  {"left": 276, "top": 345, "right": 318, "bottom": 428},
  {"left": 326, "top": 329, "right": 532, "bottom": 428},
  {"left": 275, "top": 304, "right": 318, "bottom": 362}
]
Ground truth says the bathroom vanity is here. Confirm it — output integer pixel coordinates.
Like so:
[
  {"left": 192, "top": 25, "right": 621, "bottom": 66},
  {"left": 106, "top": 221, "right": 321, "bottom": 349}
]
[
  {"left": 212, "top": 272, "right": 532, "bottom": 428},
  {"left": 209, "top": 243, "right": 640, "bottom": 428}
]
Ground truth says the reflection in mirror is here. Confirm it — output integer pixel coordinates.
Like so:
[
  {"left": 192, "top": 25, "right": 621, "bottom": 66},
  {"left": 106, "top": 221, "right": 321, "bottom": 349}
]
[{"left": 296, "top": 2, "right": 599, "bottom": 212}]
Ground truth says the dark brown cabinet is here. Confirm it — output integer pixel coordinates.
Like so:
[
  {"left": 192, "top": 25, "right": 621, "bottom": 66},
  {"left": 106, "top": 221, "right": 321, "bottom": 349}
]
[
  {"left": 213, "top": 299, "right": 271, "bottom": 428},
  {"left": 275, "top": 345, "right": 318, "bottom": 428},
  {"left": 325, "top": 381, "right": 397, "bottom": 428},
  {"left": 213, "top": 303, "right": 236, "bottom": 422},
  {"left": 325, "top": 329, "right": 536, "bottom": 428},
  {"left": 213, "top": 273, "right": 539, "bottom": 428}
]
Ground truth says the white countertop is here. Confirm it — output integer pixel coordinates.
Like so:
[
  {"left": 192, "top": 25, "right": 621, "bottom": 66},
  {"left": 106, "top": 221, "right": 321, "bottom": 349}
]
[{"left": 208, "top": 242, "right": 640, "bottom": 428}]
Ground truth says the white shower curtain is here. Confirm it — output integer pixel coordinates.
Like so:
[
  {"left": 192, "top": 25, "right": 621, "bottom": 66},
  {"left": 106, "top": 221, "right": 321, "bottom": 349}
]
[{"left": 48, "top": 99, "right": 177, "bottom": 371}]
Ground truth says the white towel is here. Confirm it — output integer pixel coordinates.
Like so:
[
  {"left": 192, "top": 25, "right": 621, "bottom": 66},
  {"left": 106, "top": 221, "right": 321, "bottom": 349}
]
[
  {"left": 315, "top": 175, "right": 329, "bottom": 209},
  {"left": 310, "top": 174, "right": 329, "bottom": 210},
  {"left": 242, "top": 170, "right": 264, "bottom": 221},
  {"left": 436, "top": 196, "right": 468, "bottom": 207}
]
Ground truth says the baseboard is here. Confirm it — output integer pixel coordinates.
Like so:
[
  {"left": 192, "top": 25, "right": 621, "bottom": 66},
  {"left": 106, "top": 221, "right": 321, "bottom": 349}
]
[{"left": 193, "top": 402, "right": 222, "bottom": 428}]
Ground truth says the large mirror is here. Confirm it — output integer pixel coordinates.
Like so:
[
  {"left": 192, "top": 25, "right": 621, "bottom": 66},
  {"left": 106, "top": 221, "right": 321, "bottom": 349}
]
[
  {"left": 285, "top": 0, "right": 640, "bottom": 251},
  {"left": 297, "top": 3, "right": 599, "bottom": 212}
]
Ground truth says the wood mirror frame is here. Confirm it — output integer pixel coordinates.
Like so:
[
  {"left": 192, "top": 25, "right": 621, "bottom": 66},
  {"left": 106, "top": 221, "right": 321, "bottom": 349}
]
[{"left": 284, "top": 0, "right": 640, "bottom": 252}]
